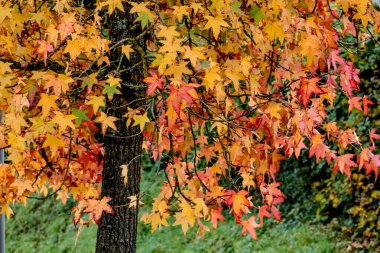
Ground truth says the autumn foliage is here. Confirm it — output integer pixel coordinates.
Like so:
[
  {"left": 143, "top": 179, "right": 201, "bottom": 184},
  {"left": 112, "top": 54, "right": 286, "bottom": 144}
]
[{"left": 0, "top": 0, "right": 379, "bottom": 241}]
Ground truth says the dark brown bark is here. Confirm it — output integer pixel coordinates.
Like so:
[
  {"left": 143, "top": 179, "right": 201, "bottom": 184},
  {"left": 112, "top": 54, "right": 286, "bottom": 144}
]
[
  {"left": 96, "top": 124, "right": 143, "bottom": 253},
  {"left": 96, "top": 3, "right": 146, "bottom": 253}
]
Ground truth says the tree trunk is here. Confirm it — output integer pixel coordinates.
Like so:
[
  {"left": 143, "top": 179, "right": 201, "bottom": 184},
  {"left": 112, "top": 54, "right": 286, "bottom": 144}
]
[
  {"left": 96, "top": 124, "right": 143, "bottom": 253},
  {"left": 96, "top": 2, "right": 146, "bottom": 252}
]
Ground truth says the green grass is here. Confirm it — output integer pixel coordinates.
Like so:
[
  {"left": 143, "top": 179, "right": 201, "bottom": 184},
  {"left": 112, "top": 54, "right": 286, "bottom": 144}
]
[
  {"left": 5, "top": 199, "right": 96, "bottom": 253},
  {"left": 6, "top": 207, "right": 344, "bottom": 253},
  {"left": 5, "top": 171, "right": 348, "bottom": 253},
  {"left": 136, "top": 219, "right": 344, "bottom": 253}
]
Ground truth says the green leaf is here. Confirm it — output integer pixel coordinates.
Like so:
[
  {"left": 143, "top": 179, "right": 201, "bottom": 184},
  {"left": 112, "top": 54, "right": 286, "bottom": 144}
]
[
  {"left": 136, "top": 12, "right": 153, "bottom": 29},
  {"left": 249, "top": 6, "right": 265, "bottom": 25},
  {"left": 103, "top": 84, "right": 121, "bottom": 100},
  {"left": 231, "top": 1, "right": 243, "bottom": 15},
  {"left": 73, "top": 109, "right": 89, "bottom": 125}
]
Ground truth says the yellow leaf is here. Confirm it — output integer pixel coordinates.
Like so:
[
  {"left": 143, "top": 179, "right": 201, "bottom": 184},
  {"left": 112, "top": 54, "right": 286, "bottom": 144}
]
[
  {"left": 265, "top": 103, "right": 282, "bottom": 119},
  {"left": 0, "top": 204, "right": 14, "bottom": 219},
  {"left": 229, "top": 142, "right": 242, "bottom": 163},
  {"left": 37, "top": 93, "right": 58, "bottom": 118},
  {"left": 94, "top": 112, "right": 119, "bottom": 134},
  {"left": 263, "top": 21, "right": 286, "bottom": 44},
  {"left": 173, "top": 6, "right": 189, "bottom": 23},
  {"left": 29, "top": 117, "right": 56, "bottom": 135},
  {"left": 157, "top": 26, "right": 179, "bottom": 40},
  {"left": 51, "top": 111, "right": 76, "bottom": 133},
  {"left": 190, "top": 3, "right": 203, "bottom": 14},
  {"left": 132, "top": 112, "right": 150, "bottom": 132},
  {"left": 335, "top": 0, "right": 351, "bottom": 13},
  {"left": 130, "top": 2, "right": 154, "bottom": 28},
  {"left": 164, "top": 61, "right": 192, "bottom": 80},
  {"left": 86, "top": 95, "right": 105, "bottom": 113},
  {"left": 4, "top": 112, "right": 28, "bottom": 133},
  {"left": 106, "top": 0, "right": 125, "bottom": 15},
  {"left": 173, "top": 201, "right": 196, "bottom": 235},
  {"left": 173, "top": 212, "right": 191, "bottom": 235},
  {"left": 42, "top": 134, "right": 65, "bottom": 154},
  {"left": 225, "top": 68, "right": 245, "bottom": 91},
  {"left": 10, "top": 179, "right": 35, "bottom": 197},
  {"left": 0, "top": 62, "right": 12, "bottom": 74},
  {"left": 210, "top": 122, "right": 228, "bottom": 135},
  {"left": 7, "top": 133, "right": 26, "bottom": 151},
  {"left": 159, "top": 38, "right": 184, "bottom": 54},
  {"left": 43, "top": 73, "right": 74, "bottom": 96},
  {"left": 122, "top": 45, "right": 134, "bottom": 60},
  {"left": 240, "top": 56, "right": 252, "bottom": 77},
  {"left": 211, "top": 163, "right": 222, "bottom": 174},
  {"left": 0, "top": 6, "right": 13, "bottom": 23},
  {"left": 194, "top": 198, "right": 209, "bottom": 218},
  {"left": 106, "top": 75, "right": 122, "bottom": 87},
  {"left": 204, "top": 15, "right": 229, "bottom": 39},
  {"left": 203, "top": 63, "right": 221, "bottom": 90},
  {"left": 128, "top": 195, "right": 137, "bottom": 208},
  {"left": 149, "top": 212, "right": 170, "bottom": 232},
  {"left": 183, "top": 46, "right": 206, "bottom": 67},
  {"left": 63, "top": 39, "right": 82, "bottom": 61},
  {"left": 130, "top": 2, "right": 150, "bottom": 14},
  {"left": 165, "top": 104, "right": 177, "bottom": 130}
]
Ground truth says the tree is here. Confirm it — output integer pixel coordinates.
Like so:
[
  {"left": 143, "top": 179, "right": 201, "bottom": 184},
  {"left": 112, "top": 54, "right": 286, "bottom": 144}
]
[
  {"left": 0, "top": 0, "right": 379, "bottom": 253},
  {"left": 94, "top": 2, "right": 147, "bottom": 252}
]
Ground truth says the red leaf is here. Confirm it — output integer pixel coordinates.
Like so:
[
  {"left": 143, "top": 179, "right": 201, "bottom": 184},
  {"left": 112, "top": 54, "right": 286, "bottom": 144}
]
[
  {"left": 348, "top": 96, "right": 362, "bottom": 113},
  {"left": 270, "top": 206, "right": 282, "bottom": 221},
  {"left": 267, "top": 182, "right": 284, "bottom": 197},
  {"left": 326, "top": 74, "right": 338, "bottom": 91},
  {"left": 369, "top": 128, "right": 380, "bottom": 148},
  {"left": 327, "top": 50, "right": 345, "bottom": 71},
  {"left": 167, "top": 82, "right": 198, "bottom": 117},
  {"left": 258, "top": 205, "right": 271, "bottom": 225},
  {"left": 309, "top": 134, "right": 337, "bottom": 163},
  {"left": 339, "top": 62, "right": 360, "bottom": 98},
  {"left": 144, "top": 70, "right": 165, "bottom": 96},
  {"left": 363, "top": 95, "right": 375, "bottom": 116},
  {"left": 298, "top": 77, "right": 324, "bottom": 107}
]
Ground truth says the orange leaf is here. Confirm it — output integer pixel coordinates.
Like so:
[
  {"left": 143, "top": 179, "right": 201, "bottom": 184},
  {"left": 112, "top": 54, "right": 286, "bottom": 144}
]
[
  {"left": 210, "top": 208, "right": 225, "bottom": 229},
  {"left": 333, "top": 154, "right": 358, "bottom": 177},
  {"left": 94, "top": 112, "right": 119, "bottom": 134},
  {"left": 34, "top": 40, "right": 54, "bottom": 65},
  {"left": 83, "top": 197, "right": 114, "bottom": 224},
  {"left": 231, "top": 190, "right": 250, "bottom": 217},
  {"left": 241, "top": 216, "right": 260, "bottom": 239}
]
